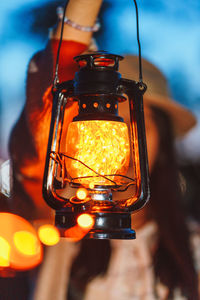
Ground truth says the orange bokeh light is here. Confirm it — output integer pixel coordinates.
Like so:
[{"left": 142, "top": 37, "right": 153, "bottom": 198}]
[
  {"left": 13, "top": 231, "right": 39, "bottom": 256},
  {"left": 64, "top": 214, "right": 94, "bottom": 242},
  {"left": 0, "top": 213, "right": 42, "bottom": 271},
  {"left": 66, "top": 120, "right": 130, "bottom": 185},
  {"left": 76, "top": 188, "right": 88, "bottom": 200},
  {"left": 38, "top": 224, "right": 60, "bottom": 246},
  {"left": 89, "top": 182, "right": 95, "bottom": 189},
  {"left": 77, "top": 214, "right": 94, "bottom": 229},
  {"left": 0, "top": 236, "right": 11, "bottom": 267}
]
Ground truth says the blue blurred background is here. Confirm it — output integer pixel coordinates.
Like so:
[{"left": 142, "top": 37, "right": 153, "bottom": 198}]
[{"left": 0, "top": 0, "right": 200, "bottom": 160}]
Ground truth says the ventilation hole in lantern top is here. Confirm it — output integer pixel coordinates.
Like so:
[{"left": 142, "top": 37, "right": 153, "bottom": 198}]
[
  {"left": 93, "top": 102, "right": 99, "bottom": 108},
  {"left": 106, "top": 103, "right": 111, "bottom": 109},
  {"left": 78, "top": 60, "right": 87, "bottom": 68},
  {"left": 82, "top": 103, "right": 86, "bottom": 109},
  {"left": 93, "top": 58, "right": 115, "bottom": 67}
]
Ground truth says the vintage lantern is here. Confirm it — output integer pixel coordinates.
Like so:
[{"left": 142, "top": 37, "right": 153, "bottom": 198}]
[{"left": 43, "top": 51, "right": 150, "bottom": 239}]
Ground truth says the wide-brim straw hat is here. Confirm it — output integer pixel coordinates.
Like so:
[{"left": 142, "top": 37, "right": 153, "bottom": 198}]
[{"left": 119, "top": 55, "right": 196, "bottom": 137}]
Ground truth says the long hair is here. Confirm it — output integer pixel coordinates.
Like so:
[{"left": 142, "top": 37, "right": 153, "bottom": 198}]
[
  {"left": 149, "top": 106, "right": 198, "bottom": 299},
  {"left": 179, "top": 163, "right": 200, "bottom": 223},
  {"left": 67, "top": 106, "right": 198, "bottom": 300}
]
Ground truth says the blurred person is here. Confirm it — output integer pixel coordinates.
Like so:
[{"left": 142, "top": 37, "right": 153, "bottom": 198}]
[{"left": 7, "top": 0, "right": 199, "bottom": 299}]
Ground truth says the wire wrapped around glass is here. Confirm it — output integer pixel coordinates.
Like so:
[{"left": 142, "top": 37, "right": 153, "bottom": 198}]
[{"left": 43, "top": 52, "right": 150, "bottom": 239}]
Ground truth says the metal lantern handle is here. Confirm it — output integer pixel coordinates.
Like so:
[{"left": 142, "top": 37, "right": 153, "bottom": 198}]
[
  {"left": 43, "top": 81, "right": 74, "bottom": 209},
  {"left": 117, "top": 78, "right": 150, "bottom": 211}
]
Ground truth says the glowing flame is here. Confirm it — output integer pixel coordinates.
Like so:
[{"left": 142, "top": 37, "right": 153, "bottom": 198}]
[
  {"left": 0, "top": 236, "right": 11, "bottom": 267},
  {"left": 66, "top": 120, "right": 130, "bottom": 185},
  {"left": 38, "top": 225, "right": 60, "bottom": 246},
  {"left": 77, "top": 214, "right": 94, "bottom": 229},
  {"left": 13, "top": 231, "right": 39, "bottom": 256}
]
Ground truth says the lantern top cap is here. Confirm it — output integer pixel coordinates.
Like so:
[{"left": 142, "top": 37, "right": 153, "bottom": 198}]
[{"left": 74, "top": 51, "right": 124, "bottom": 71}]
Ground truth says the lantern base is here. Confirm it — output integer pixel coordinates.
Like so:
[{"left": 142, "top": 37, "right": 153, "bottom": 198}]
[{"left": 55, "top": 210, "right": 136, "bottom": 240}]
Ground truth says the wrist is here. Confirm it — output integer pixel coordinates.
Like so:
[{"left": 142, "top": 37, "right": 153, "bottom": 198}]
[
  {"left": 57, "top": 7, "right": 100, "bottom": 32},
  {"left": 53, "top": 0, "right": 103, "bottom": 44}
]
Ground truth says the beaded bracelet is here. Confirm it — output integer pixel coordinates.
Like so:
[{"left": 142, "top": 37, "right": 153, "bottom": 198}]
[{"left": 57, "top": 6, "right": 100, "bottom": 32}]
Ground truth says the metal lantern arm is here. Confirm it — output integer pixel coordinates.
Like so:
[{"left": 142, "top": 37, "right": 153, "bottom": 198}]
[
  {"left": 43, "top": 81, "right": 74, "bottom": 209},
  {"left": 118, "top": 78, "right": 150, "bottom": 211}
]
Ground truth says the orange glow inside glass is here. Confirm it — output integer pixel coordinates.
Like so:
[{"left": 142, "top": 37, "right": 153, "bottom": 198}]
[
  {"left": 38, "top": 225, "right": 60, "bottom": 246},
  {"left": 77, "top": 214, "right": 94, "bottom": 229},
  {"left": 65, "top": 120, "right": 130, "bottom": 185}
]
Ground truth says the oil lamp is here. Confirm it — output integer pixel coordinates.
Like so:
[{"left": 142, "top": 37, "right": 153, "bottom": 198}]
[{"left": 43, "top": 51, "right": 150, "bottom": 239}]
